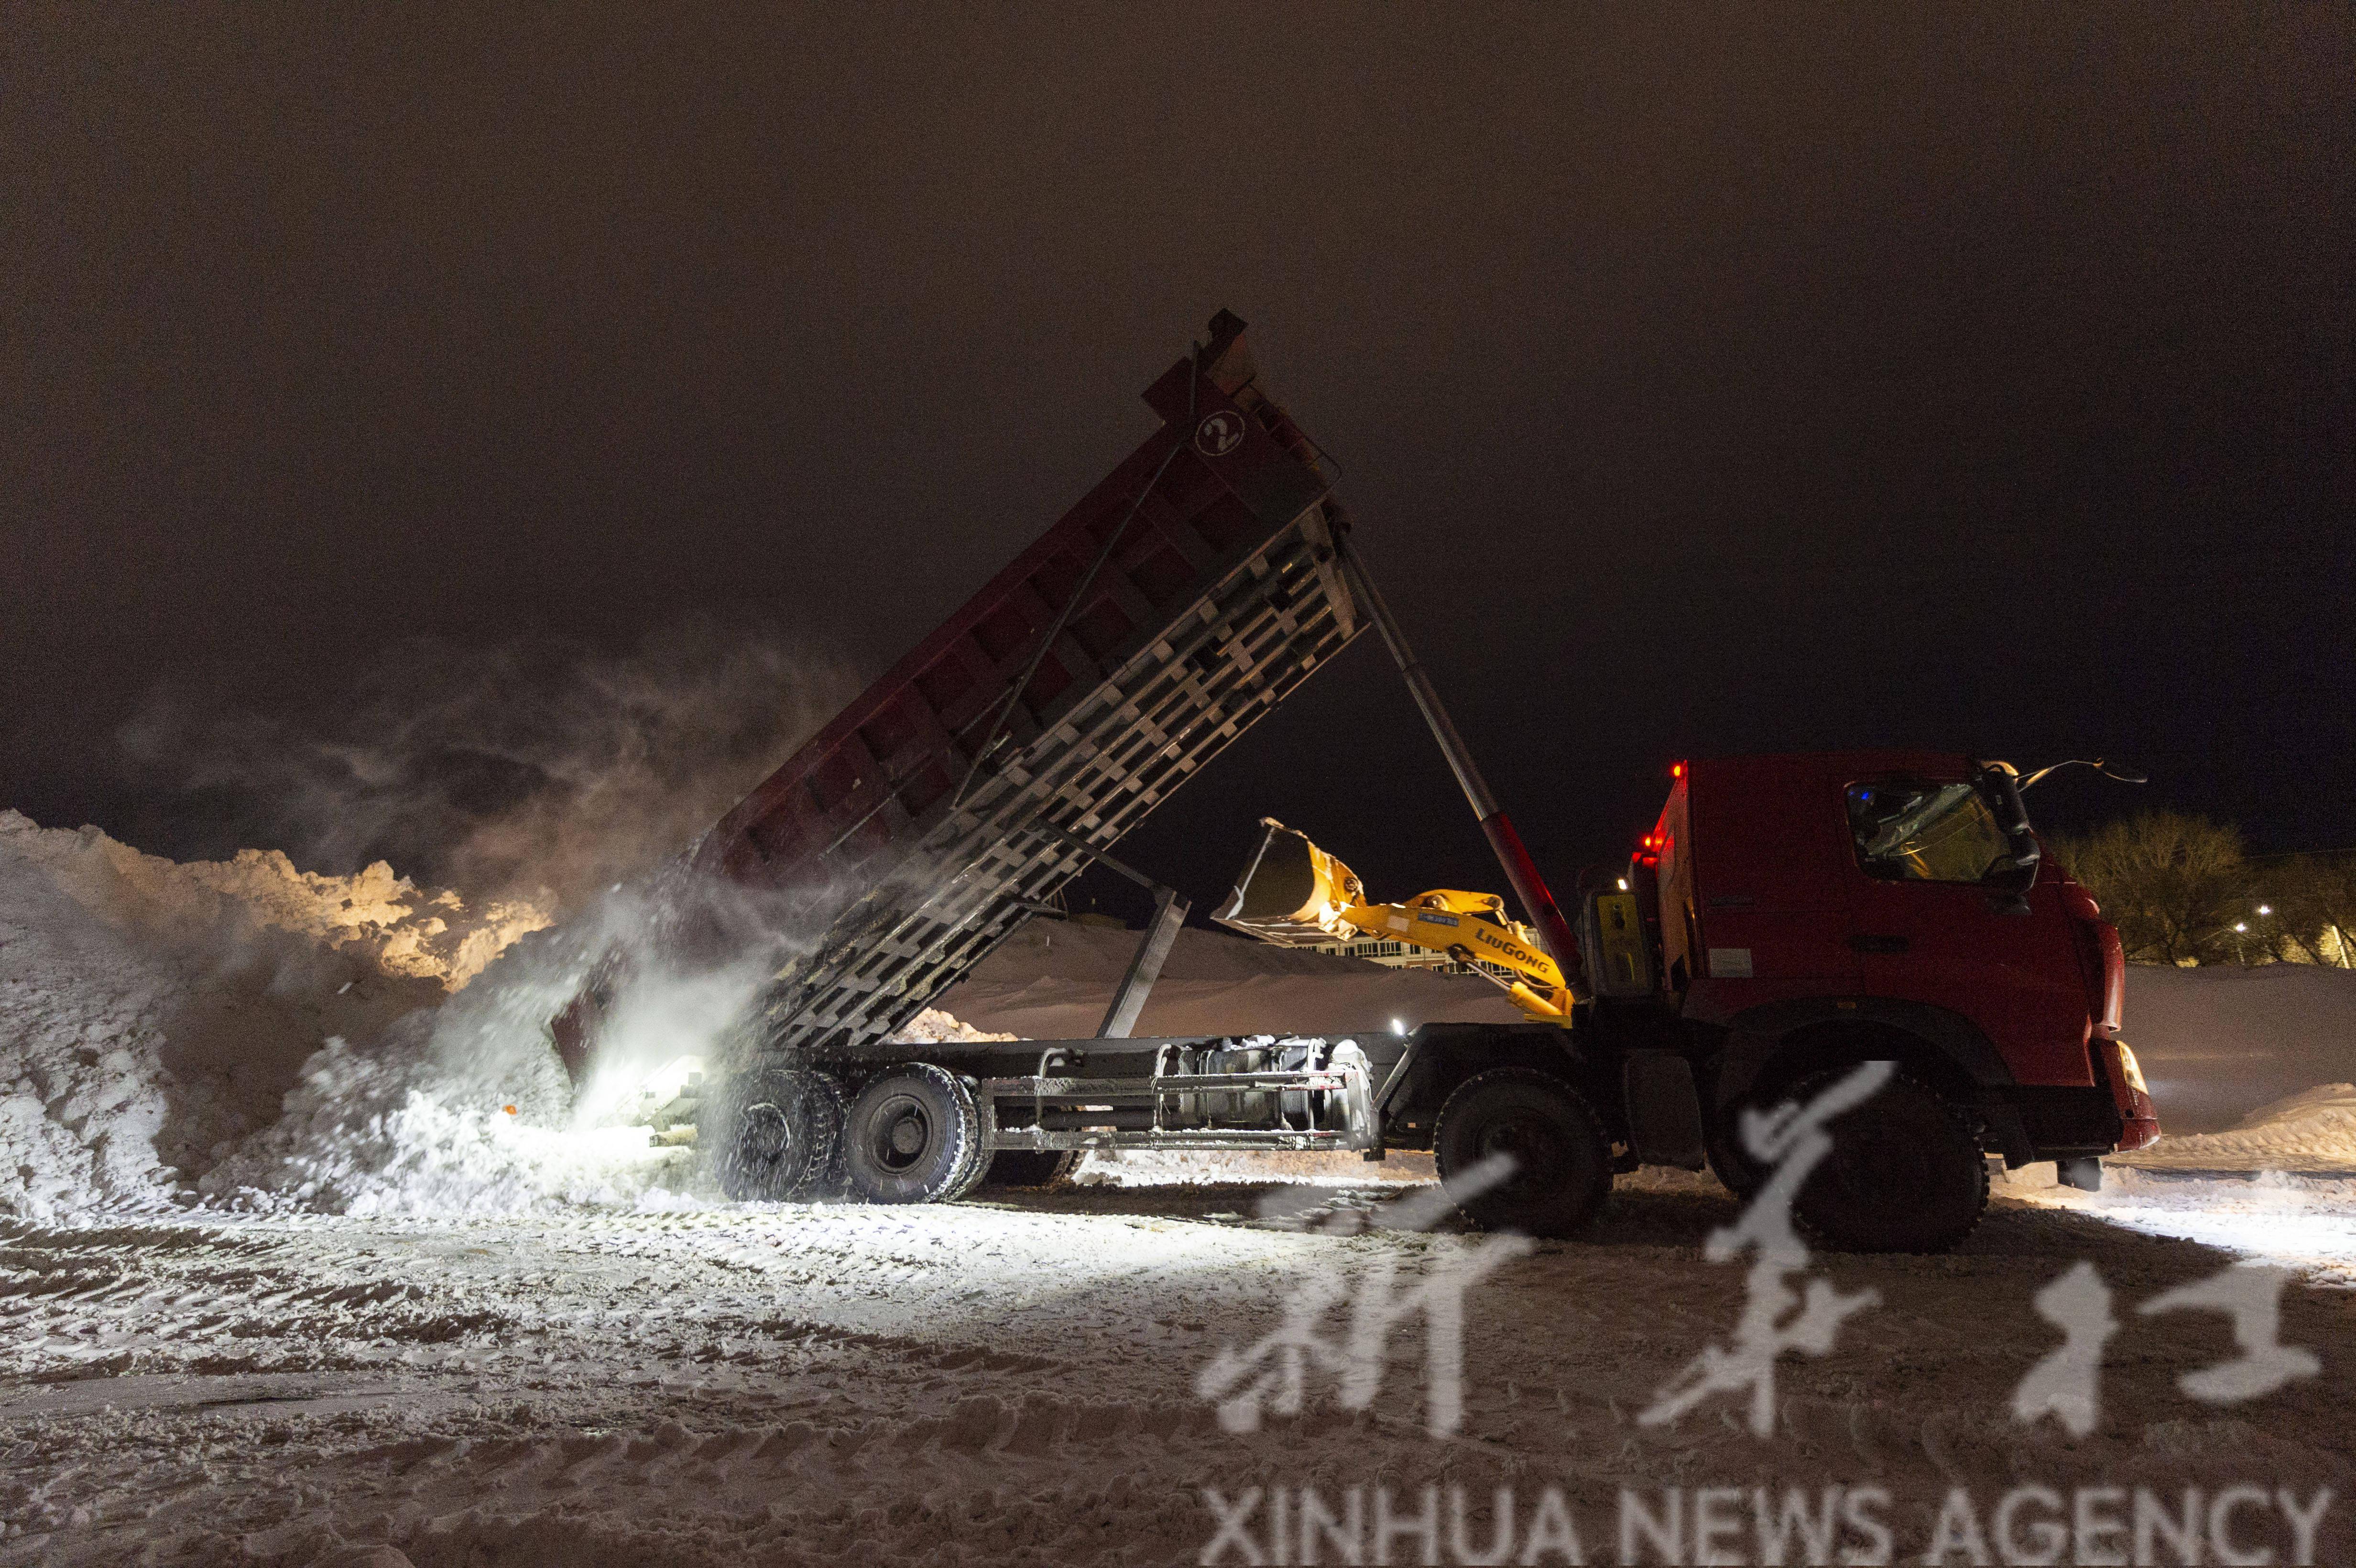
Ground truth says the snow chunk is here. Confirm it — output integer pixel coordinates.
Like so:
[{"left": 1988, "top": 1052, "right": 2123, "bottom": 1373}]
[{"left": 889, "top": 1007, "right": 1018, "bottom": 1046}]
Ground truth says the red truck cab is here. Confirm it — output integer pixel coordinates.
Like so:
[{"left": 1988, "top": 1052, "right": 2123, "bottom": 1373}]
[{"left": 1609, "top": 751, "right": 2158, "bottom": 1225}]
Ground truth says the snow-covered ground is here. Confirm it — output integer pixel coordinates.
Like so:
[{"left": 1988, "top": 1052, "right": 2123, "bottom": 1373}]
[
  {"left": 6, "top": 1181, "right": 2351, "bottom": 1565},
  {"left": 3, "top": 813, "right": 2354, "bottom": 1563},
  {"left": 2007, "top": 1164, "right": 2356, "bottom": 1288}
]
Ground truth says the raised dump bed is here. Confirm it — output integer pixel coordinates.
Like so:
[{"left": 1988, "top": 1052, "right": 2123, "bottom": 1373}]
[{"left": 692, "top": 310, "right": 1365, "bottom": 1062}]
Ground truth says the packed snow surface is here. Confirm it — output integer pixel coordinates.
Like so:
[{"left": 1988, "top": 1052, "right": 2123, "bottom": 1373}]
[{"left": 4, "top": 1184, "right": 2352, "bottom": 1565}]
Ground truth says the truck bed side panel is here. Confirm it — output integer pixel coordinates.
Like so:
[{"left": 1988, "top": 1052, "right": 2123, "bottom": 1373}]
[{"left": 696, "top": 316, "right": 1364, "bottom": 1057}]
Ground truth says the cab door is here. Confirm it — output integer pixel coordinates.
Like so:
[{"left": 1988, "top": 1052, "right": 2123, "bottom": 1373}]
[
  {"left": 1841, "top": 774, "right": 2093, "bottom": 1087},
  {"left": 1681, "top": 756, "right": 1861, "bottom": 1019}
]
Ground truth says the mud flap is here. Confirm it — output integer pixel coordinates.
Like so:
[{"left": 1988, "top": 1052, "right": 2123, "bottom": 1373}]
[
  {"left": 1622, "top": 1052, "right": 1707, "bottom": 1170},
  {"left": 2057, "top": 1155, "right": 2103, "bottom": 1192}
]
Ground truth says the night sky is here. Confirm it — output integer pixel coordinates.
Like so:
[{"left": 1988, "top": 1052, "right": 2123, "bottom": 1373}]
[{"left": 7, "top": 6, "right": 2350, "bottom": 925}]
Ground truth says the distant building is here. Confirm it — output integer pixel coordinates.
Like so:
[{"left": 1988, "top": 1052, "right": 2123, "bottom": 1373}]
[{"left": 1303, "top": 934, "right": 1516, "bottom": 983}]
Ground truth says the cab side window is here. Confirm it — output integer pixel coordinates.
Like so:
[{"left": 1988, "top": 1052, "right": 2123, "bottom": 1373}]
[{"left": 1846, "top": 779, "right": 2012, "bottom": 883}]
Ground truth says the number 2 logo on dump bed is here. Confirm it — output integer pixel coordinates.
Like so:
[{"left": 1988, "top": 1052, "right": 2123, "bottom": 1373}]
[{"left": 1194, "top": 409, "right": 1248, "bottom": 458}]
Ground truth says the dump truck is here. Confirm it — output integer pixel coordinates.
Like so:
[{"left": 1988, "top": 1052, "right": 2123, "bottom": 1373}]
[{"left": 559, "top": 310, "right": 2159, "bottom": 1252}]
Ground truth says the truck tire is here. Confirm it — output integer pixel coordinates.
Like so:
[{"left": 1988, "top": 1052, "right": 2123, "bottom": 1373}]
[
  {"left": 842, "top": 1064, "right": 984, "bottom": 1205},
  {"left": 1703, "top": 1102, "right": 1770, "bottom": 1199},
  {"left": 977, "top": 1150, "right": 1079, "bottom": 1190},
  {"left": 1789, "top": 1068, "right": 1989, "bottom": 1253},
  {"left": 941, "top": 1108, "right": 995, "bottom": 1202},
  {"left": 1433, "top": 1068, "right": 1613, "bottom": 1238},
  {"left": 712, "top": 1067, "right": 845, "bottom": 1202}
]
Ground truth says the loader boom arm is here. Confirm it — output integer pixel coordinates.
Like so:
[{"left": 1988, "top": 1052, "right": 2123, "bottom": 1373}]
[
  {"left": 1331, "top": 891, "right": 1569, "bottom": 1021},
  {"left": 1212, "top": 820, "right": 1571, "bottom": 1023}
]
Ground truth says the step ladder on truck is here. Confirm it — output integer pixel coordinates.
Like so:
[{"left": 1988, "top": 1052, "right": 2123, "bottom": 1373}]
[{"left": 554, "top": 311, "right": 2160, "bottom": 1253}]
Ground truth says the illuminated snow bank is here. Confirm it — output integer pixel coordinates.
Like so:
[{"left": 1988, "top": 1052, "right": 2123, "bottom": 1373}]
[
  {"left": 0, "top": 811, "right": 556, "bottom": 1220},
  {"left": 200, "top": 1025, "right": 693, "bottom": 1216},
  {"left": 0, "top": 811, "right": 1049, "bottom": 1220},
  {"left": 2123, "top": 1083, "right": 2356, "bottom": 1173},
  {"left": 0, "top": 810, "right": 550, "bottom": 990}
]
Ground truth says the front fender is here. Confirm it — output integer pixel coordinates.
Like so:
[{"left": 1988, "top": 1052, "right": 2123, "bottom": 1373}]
[{"left": 1712, "top": 995, "right": 2018, "bottom": 1109}]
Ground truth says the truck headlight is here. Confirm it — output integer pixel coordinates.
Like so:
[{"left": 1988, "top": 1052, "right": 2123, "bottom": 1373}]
[{"left": 2115, "top": 1042, "right": 2149, "bottom": 1096}]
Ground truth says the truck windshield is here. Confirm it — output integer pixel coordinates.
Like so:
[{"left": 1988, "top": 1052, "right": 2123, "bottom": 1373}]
[{"left": 1846, "top": 779, "right": 2014, "bottom": 883}]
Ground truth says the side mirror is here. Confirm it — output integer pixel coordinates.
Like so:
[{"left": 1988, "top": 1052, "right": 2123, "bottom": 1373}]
[
  {"left": 1982, "top": 855, "right": 2036, "bottom": 915},
  {"left": 1975, "top": 763, "right": 2040, "bottom": 912},
  {"left": 1982, "top": 852, "right": 2037, "bottom": 893}
]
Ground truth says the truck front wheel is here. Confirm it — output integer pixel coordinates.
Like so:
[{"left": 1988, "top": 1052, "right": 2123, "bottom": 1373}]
[
  {"left": 842, "top": 1064, "right": 986, "bottom": 1204},
  {"left": 1433, "top": 1068, "right": 1612, "bottom": 1238},
  {"left": 1789, "top": 1068, "right": 1989, "bottom": 1253}
]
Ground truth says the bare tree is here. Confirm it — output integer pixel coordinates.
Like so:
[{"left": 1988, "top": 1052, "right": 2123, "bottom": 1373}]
[
  {"left": 2047, "top": 812, "right": 2250, "bottom": 965},
  {"left": 2255, "top": 853, "right": 2356, "bottom": 968}
]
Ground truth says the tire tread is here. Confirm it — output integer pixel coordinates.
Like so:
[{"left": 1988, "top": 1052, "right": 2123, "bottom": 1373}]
[
  {"left": 1433, "top": 1067, "right": 1613, "bottom": 1238},
  {"left": 1787, "top": 1066, "right": 1989, "bottom": 1253}
]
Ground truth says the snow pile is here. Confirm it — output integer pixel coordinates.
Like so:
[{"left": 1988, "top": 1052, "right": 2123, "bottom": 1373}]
[
  {"left": 2123, "top": 1083, "right": 2356, "bottom": 1173},
  {"left": 198, "top": 1023, "right": 691, "bottom": 1216},
  {"left": 0, "top": 809, "right": 551, "bottom": 990},
  {"left": 0, "top": 805, "right": 958, "bottom": 1220},
  {"left": 891, "top": 1007, "right": 1018, "bottom": 1045},
  {"left": 0, "top": 847, "right": 186, "bottom": 1218},
  {"left": 0, "top": 812, "right": 556, "bottom": 1220},
  {"left": 200, "top": 886, "right": 732, "bottom": 1215}
]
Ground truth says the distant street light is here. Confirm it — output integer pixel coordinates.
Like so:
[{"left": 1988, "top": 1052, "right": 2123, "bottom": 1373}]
[{"left": 2256, "top": 904, "right": 2272, "bottom": 915}]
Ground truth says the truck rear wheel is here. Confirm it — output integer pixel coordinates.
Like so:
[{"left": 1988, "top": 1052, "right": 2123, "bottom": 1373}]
[
  {"left": 1790, "top": 1068, "right": 1989, "bottom": 1253},
  {"left": 842, "top": 1064, "right": 985, "bottom": 1204},
  {"left": 977, "top": 1150, "right": 1079, "bottom": 1190},
  {"left": 712, "top": 1067, "right": 845, "bottom": 1202},
  {"left": 1433, "top": 1068, "right": 1612, "bottom": 1238}
]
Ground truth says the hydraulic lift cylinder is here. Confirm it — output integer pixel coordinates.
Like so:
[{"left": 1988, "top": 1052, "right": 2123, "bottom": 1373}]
[{"left": 1338, "top": 537, "right": 1585, "bottom": 990}]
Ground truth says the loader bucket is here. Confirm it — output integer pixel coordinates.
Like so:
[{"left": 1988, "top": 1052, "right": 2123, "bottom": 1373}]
[{"left": 1212, "top": 819, "right": 1367, "bottom": 945}]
